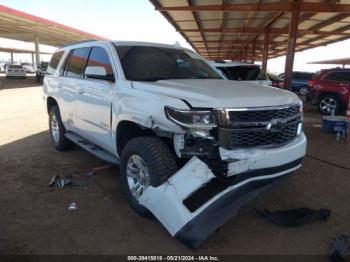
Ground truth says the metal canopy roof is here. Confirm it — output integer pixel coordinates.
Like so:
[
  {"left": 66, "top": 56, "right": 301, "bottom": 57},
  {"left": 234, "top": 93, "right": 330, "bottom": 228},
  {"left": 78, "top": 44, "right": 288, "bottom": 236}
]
[
  {"left": 149, "top": 0, "right": 350, "bottom": 61},
  {"left": 0, "top": 47, "right": 52, "bottom": 55},
  {"left": 0, "top": 5, "right": 107, "bottom": 47},
  {"left": 308, "top": 57, "right": 350, "bottom": 64}
]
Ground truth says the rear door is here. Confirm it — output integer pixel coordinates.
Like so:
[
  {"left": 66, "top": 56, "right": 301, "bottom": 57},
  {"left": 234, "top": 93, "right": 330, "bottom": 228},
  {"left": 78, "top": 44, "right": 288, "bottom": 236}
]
[
  {"left": 75, "top": 46, "right": 116, "bottom": 152},
  {"left": 320, "top": 71, "right": 350, "bottom": 103},
  {"left": 59, "top": 47, "right": 91, "bottom": 131}
]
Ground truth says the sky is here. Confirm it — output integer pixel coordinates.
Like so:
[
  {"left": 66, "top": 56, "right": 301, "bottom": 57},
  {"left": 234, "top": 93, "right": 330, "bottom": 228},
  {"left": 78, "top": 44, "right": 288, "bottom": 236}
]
[{"left": 0, "top": 0, "right": 349, "bottom": 74}]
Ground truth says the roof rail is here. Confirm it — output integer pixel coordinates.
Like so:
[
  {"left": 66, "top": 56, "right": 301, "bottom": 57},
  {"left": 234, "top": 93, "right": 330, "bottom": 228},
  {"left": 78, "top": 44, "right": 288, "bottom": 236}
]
[{"left": 60, "top": 39, "right": 98, "bottom": 48}]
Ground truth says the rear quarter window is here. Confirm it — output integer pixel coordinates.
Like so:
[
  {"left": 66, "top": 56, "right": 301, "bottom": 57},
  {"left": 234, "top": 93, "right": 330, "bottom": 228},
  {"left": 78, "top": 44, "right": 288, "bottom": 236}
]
[
  {"left": 323, "top": 71, "right": 350, "bottom": 82},
  {"left": 47, "top": 51, "right": 64, "bottom": 75}
]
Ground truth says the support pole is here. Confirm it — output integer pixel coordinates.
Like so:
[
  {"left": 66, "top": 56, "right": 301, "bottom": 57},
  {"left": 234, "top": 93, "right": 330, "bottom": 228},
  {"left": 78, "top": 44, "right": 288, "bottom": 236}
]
[
  {"left": 10, "top": 52, "right": 14, "bottom": 63},
  {"left": 244, "top": 46, "right": 248, "bottom": 62},
  {"left": 251, "top": 40, "right": 256, "bottom": 64},
  {"left": 262, "top": 31, "right": 270, "bottom": 72},
  {"left": 34, "top": 36, "right": 40, "bottom": 67},
  {"left": 284, "top": 2, "right": 300, "bottom": 90},
  {"left": 31, "top": 53, "right": 35, "bottom": 66}
]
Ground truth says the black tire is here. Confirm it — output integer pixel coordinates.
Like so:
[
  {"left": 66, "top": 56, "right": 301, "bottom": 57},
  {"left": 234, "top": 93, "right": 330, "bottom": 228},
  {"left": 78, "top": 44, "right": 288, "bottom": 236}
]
[
  {"left": 318, "top": 94, "right": 342, "bottom": 115},
  {"left": 120, "top": 136, "right": 178, "bottom": 217},
  {"left": 299, "top": 85, "right": 309, "bottom": 96},
  {"left": 49, "top": 105, "right": 72, "bottom": 151}
]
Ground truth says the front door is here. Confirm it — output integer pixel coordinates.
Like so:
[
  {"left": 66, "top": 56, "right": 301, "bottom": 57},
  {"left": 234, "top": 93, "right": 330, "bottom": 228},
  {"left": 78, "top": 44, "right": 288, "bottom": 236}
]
[{"left": 75, "top": 46, "right": 116, "bottom": 153}]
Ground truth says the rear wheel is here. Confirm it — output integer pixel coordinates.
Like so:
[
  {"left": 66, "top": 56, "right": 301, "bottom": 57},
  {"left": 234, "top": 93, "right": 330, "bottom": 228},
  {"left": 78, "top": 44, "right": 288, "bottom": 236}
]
[
  {"left": 120, "top": 136, "right": 178, "bottom": 217},
  {"left": 318, "top": 94, "right": 342, "bottom": 115},
  {"left": 49, "top": 105, "right": 72, "bottom": 151}
]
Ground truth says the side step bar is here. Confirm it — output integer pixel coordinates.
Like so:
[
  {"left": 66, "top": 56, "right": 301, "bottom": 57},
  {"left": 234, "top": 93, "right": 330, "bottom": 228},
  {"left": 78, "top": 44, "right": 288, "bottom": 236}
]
[{"left": 65, "top": 132, "right": 119, "bottom": 165}]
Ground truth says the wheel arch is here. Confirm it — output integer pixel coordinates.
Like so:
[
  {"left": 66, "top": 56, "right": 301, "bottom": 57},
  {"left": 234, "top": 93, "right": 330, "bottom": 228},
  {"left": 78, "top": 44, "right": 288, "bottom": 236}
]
[
  {"left": 116, "top": 120, "right": 154, "bottom": 156},
  {"left": 47, "top": 96, "right": 59, "bottom": 114}
]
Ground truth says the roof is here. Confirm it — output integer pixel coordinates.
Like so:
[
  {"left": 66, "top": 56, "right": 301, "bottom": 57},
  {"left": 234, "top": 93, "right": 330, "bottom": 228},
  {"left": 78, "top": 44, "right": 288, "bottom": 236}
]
[
  {"left": 149, "top": 0, "right": 350, "bottom": 61},
  {"left": 308, "top": 57, "right": 350, "bottom": 65},
  {"left": 0, "top": 5, "right": 107, "bottom": 46},
  {"left": 0, "top": 47, "right": 52, "bottom": 55},
  {"left": 112, "top": 40, "right": 190, "bottom": 50}
]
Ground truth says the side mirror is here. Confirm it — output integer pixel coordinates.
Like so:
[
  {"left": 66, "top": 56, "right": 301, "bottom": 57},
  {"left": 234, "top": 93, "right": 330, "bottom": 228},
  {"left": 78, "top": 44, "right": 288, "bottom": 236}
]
[{"left": 85, "top": 66, "right": 114, "bottom": 82}]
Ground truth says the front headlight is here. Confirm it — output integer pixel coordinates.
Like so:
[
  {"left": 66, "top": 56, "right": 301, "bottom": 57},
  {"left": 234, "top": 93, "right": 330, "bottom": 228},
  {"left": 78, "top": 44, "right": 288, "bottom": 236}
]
[
  {"left": 164, "top": 106, "right": 216, "bottom": 129},
  {"left": 298, "top": 100, "right": 303, "bottom": 114}
]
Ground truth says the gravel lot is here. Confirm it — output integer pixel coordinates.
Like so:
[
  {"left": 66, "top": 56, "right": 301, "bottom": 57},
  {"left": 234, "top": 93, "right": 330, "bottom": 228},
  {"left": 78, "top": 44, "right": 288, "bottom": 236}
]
[{"left": 0, "top": 75, "right": 349, "bottom": 259}]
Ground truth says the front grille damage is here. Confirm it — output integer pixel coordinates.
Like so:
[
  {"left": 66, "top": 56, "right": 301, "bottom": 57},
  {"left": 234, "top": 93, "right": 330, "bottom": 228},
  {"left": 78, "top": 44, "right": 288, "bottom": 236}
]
[{"left": 178, "top": 103, "right": 302, "bottom": 176}]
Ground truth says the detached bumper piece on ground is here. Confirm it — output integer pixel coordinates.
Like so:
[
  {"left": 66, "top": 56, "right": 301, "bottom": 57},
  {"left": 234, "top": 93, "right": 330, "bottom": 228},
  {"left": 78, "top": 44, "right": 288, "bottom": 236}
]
[
  {"left": 256, "top": 208, "right": 331, "bottom": 227},
  {"left": 139, "top": 157, "right": 302, "bottom": 249}
]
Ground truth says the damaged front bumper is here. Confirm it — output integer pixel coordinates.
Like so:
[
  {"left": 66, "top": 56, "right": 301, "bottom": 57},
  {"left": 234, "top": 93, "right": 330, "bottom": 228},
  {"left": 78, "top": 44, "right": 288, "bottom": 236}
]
[{"left": 139, "top": 134, "right": 307, "bottom": 249}]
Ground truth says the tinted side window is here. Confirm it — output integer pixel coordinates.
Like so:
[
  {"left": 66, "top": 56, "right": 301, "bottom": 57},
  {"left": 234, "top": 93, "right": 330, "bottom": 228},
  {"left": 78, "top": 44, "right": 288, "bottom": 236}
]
[
  {"left": 47, "top": 51, "right": 64, "bottom": 74},
  {"left": 86, "top": 47, "right": 114, "bottom": 78},
  {"left": 64, "top": 48, "right": 90, "bottom": 78},
  {"left": 324, "top": 72, "right": 350, "bottom": 82}
]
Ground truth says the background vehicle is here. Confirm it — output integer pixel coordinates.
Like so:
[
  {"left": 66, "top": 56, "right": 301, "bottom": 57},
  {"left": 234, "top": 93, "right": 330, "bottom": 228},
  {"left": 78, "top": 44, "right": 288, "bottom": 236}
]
[
  {"left": 21, "top": 63, "right": 35, "bottom": 73},
  {"left": 44, "top": 40, "right": 306, "bottom": 248},
  {"left": 36, "top": 61, "right": 49, "bottom": 83},
  {"left": 5, "top": 64, "right": 27, "bottom": 78},
  {"left": 268, "top": 73, "right": 284, "bottom": 88},
  {"left": 210, "top": 61, "right": 272, "bottom": 86},
  {"left": 279, "top": 71, "right": 314, "bottom": 96},
  {"left": 308, "top": 68, "right": 350, "bottom": 115}
]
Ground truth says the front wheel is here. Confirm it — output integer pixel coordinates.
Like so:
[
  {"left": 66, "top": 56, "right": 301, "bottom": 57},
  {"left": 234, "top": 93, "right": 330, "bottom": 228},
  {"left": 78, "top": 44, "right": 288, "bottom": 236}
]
[
  {"left": 120, "top": 137, "right": 178, "bottom": 217},
  {"left": 318, "top": 94, "right": 342, "bottom": 115}
]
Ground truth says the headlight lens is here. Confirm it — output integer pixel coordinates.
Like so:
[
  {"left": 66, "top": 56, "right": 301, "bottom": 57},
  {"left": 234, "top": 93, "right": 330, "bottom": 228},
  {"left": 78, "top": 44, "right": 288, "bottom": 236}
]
[
  {"left": 298, "top": 100, "right": 303, "bottom": 114},
  {"left": 165, "top": 106, "right": 216, "bottom": 129}
]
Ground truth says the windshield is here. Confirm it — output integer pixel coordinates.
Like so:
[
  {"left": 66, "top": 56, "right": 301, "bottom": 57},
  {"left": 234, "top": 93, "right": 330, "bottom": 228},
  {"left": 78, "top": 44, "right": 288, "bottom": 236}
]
[
  {"left": 9, "top": 65, "right": 23, "bottom": 69},
  {"left": 216, "top": 65, "right": 266, "bottom": 81},
  {"left": 114, "top": 45, "right": 222, "bottom": 81}
]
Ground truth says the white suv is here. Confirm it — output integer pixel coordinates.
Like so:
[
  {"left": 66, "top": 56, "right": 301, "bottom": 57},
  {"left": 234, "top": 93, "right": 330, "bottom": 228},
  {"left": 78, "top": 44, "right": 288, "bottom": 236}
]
[
  {"left": 210, "top": 61, "right": 272, "bottom": 86},
  {"left": 44, "top": 40, "right": 306, "bottom": 248}
]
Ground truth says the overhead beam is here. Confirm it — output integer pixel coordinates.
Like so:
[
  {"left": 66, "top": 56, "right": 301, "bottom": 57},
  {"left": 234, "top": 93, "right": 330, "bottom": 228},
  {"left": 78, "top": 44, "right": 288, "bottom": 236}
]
[
  {"left": 157, "top": 2, "right": 350, "bottom": 12},
  {"left": 148, "top": 0, "right": 199, "bottom": 53},
  {"left": 180, "top": 27, "right": 350, "bottom": 36},
  {"left": 187, "top": 0, "right": 208, "bottom": 53}
]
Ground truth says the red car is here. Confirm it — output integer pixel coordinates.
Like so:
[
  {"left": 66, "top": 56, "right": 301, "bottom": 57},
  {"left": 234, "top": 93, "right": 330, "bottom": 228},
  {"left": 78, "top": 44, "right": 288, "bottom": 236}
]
[{"left": 308, "top": 68, "right": 350, "bottom": 115}]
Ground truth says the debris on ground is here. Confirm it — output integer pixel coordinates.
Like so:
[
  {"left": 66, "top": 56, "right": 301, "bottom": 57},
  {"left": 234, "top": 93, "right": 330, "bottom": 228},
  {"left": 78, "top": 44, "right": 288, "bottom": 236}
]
[
  {"left": 68, "top": 202, "right": 78, "bottom": 211},
  {"left": 82, "top": 164, "right": 113, "bottom": 176},
  {"left": 49, "top": 174, "right": 89, "bottom": 188},
  {"left": 256, "top": 208, "right": 331, "bottom": 227},
  {"left": 329, "top": 234, "right": 350, "bottom": 262}
]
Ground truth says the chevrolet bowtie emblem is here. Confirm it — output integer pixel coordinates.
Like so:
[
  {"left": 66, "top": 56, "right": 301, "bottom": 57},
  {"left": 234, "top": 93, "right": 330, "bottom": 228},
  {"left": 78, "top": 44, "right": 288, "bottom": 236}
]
[{"left": 266, "top": 119, "right": 286, "bottom": 133}]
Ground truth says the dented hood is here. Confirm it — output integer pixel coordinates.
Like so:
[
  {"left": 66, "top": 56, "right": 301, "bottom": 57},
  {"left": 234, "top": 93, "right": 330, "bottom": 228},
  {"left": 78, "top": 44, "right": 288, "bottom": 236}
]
[{"left": 132, "top": 79, "right": 300, "bottom": 108}]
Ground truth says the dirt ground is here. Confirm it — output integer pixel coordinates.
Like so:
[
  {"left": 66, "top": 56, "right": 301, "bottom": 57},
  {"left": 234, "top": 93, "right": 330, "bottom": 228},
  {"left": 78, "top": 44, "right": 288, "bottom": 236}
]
[{"left": 0, "top": 75, "right": 350, "bottom": 258}]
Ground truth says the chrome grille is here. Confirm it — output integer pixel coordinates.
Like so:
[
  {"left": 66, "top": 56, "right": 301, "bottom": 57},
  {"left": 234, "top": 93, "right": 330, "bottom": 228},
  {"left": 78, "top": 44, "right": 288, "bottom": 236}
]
[
  {"left": 227, "top": 104, "right": 300, "bottom": 124},
  {"left": 217, "top": 104, "right": 302, "bottom": 149}
]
